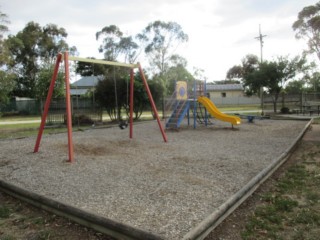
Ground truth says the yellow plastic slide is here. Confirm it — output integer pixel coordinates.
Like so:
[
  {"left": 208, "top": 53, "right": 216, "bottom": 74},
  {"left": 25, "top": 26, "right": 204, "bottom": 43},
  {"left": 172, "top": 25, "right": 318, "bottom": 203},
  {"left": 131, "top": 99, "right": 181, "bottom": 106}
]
[{"left": 197, "top": 96, "right": 241, "bottom": 125}]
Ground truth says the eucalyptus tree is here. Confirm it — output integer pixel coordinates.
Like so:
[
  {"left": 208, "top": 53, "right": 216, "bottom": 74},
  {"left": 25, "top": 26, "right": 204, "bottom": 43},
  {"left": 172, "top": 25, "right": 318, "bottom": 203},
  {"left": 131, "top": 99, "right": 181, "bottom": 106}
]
[
  {"left": 0, "top": 71, "right": 15, "bottom": 106},
  {"left": 227, "top": 55, "right": 306, "bottom": 112},
  {"left": 78, "top": 25, "right": 139, "bottom": 81},
  {"left": 96, "top": 25, "right": 139, "bottom": 63},
  {"left": 76, "top": 57, "right": 107, "bottom": 76},
  {"left": 302, "top": 61, "right": 320, "bottom": 92},
  {"left": 0, "top": 10, "right": 10, "bottom": 65},
  {"left": 0, "top": 10, "right": 15, "bottom": 106},
  {"left": 136, "top": 21, "right": 189, "bottom": 94},
  {"left": 226, "top": 54, "right": 260, "bottom": 84},
  {"left": 94, "top": 73, "right": 128, "bottom": 121},
  {"left": 293, "top": 2, "right": 320, "bottom": 60},
  {"left": 5, "top": 21, "right": 75, "bottom": 98}
]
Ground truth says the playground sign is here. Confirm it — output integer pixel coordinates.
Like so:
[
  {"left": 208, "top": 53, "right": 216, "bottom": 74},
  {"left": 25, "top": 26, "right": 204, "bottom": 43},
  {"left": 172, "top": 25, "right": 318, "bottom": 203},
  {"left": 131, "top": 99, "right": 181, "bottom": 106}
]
[{"left": 176, "top": 81, "right": 187, "bottom": 100}]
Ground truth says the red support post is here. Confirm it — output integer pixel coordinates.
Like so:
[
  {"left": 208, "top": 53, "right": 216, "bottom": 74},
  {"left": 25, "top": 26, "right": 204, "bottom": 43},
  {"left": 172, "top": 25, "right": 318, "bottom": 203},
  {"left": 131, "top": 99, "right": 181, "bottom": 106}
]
[
  {"left": 64, "top": 52, "right": 74, "bottom": 162},
  {"left": 138, "top": 63, "right": 167, "bottom": 142},
  {"left": 129, "top": 68, "right": 134, "bottom": 139},
  {"left": 34, "top": 53, "right": 62, "bottom": 153}
]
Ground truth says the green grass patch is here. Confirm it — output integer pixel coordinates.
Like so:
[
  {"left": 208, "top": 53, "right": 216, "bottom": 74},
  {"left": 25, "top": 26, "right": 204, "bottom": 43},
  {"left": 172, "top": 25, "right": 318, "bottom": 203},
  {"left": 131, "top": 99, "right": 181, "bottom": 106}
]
[
  {"left": 0, "top": 115, "right": 40, "bottom": 122},
  {"left": 241, "top": 142, "right": 320, "bottom": 240},
  {"left": 32, "top": 217, "right": 46, "bottom": 225},
  {"left": 0, "top": 205, "right": 11, "bottom": 218},
  {"left": 36, "top": 230, "right": 54, "bottom": 240},
  {"left": 294, "top": 209, "right": 320, "bottom": 225},
  {"left": 0, "top": 124, "right": 69, "bottom": 139},
  {"left": 0, "top": 235, "right": 15, "bottom": 240},
  {"left": 0, "top": 122, "right": 40, "bottom": 129},
  {"left": 306, "top": 191, "right": 320, "bottom": 204},
  {"left": 313, "top": 117, "right": 320, "bottom": 124},
  {"left": 276, "top": 165, "right": 307, "bottom": 193}
]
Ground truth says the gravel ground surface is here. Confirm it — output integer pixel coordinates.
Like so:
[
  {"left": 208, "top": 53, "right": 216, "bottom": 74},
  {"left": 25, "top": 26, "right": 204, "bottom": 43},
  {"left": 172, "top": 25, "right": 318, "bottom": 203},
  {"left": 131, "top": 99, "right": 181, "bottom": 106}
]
[{"left": 0, "top": 119, "right": 308, "bottom": 239}]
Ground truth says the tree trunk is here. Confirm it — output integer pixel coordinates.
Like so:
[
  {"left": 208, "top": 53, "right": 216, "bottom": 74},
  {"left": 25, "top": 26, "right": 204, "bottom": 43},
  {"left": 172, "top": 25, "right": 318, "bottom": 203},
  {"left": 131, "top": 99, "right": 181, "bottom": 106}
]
[{"left": 273, "top": 93, "right": 279, "bottom": 113}]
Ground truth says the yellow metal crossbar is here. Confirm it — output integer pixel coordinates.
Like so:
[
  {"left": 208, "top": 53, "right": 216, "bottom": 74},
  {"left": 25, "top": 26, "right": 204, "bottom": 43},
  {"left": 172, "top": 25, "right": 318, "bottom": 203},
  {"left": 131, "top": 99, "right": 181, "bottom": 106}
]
[{"left": 68, "top": 56, "right": 139, "bottom": 68}]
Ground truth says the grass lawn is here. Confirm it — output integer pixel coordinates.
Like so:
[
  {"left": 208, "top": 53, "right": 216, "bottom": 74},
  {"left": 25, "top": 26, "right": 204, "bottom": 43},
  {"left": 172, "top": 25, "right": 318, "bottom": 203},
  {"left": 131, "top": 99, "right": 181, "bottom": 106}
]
[
  {"left": 0, "top": 115, "right": 41, "bottom": 122},
  {"left": 0, "top": 125, "right": 68, "bottom": 139},
  {"left": 241, "top": 122, "right": 320, "bottom": 240}
]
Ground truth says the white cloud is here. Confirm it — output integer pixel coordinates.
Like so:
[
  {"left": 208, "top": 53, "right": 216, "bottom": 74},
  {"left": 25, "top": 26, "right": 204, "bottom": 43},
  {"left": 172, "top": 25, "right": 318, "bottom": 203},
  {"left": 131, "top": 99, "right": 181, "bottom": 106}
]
[{"left": 1, "top": 0, "right": 318, "bottom": 81}]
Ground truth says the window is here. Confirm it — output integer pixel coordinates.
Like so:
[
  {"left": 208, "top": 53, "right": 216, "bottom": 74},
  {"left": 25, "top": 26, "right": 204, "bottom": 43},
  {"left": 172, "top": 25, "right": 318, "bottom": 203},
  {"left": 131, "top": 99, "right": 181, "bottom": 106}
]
[{"left": 221, "top": 92, "right": 226, "bottom": 98}]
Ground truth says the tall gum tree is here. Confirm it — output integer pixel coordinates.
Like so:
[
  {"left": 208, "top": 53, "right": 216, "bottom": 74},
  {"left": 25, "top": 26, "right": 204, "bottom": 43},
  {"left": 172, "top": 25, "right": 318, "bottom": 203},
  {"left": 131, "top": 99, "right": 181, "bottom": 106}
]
[
  {"left": 5, "top": 21, "right": 75, "bottom": 98},
  {"left": 96, "top": 25, "right": 139, "bottom": 63},
  {"left": 136, "top": 21, "right": 189, "bottom": 94},
  {"left": 293, "top": 2, "right": 320, "bottom": 60},
  {"left": 0, "top": 9, "right": 15, "bottom": 106},
  {"left": 227, "top": 55, "right": 306, "bottom": 112}
]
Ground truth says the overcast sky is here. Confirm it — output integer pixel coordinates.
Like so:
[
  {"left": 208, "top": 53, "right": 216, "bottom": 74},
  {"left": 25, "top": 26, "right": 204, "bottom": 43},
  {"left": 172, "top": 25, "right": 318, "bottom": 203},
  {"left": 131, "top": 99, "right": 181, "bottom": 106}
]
[{"left": 1, "top": 0, "right": 318, "bottom": 81}]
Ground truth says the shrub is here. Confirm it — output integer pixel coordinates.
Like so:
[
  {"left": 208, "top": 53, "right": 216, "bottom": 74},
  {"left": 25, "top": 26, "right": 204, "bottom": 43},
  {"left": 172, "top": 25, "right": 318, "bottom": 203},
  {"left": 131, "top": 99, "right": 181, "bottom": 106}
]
[{"left": 281, "top": 107, "right": 290, "bottom": 114}]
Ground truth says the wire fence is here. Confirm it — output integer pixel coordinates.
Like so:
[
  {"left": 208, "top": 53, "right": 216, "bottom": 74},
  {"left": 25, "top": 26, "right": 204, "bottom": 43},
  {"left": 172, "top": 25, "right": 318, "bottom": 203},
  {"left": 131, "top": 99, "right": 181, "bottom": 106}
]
[
  {"left": 1, "top": 92, "right": 320, "bottom": 123},
  {"left": 46, "top": 98, "right": 102, "bottom": 125},
  {"left": 0, "top": 97, "right": 103, "bottom": 125}
]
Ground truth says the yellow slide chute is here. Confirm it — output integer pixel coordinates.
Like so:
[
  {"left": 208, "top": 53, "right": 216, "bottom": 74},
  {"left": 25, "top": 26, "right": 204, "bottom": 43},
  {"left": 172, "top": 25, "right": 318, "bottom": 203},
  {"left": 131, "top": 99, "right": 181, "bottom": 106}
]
[{"left": 197, "top": 96, "right": 241, "bottom": 125}]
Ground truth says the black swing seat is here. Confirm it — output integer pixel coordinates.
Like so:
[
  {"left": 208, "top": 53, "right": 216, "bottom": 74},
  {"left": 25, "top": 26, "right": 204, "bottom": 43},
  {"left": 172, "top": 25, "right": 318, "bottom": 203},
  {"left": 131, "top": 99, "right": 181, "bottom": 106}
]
[{"left": 119, "top": 120, "right": 128, "bottom": 129}]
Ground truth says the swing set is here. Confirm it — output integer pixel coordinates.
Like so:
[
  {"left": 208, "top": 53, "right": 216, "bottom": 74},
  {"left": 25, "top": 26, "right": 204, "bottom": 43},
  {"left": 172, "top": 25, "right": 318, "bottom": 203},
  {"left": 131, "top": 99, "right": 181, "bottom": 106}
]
[{"left": 33, "top": 52, "right": 167, "bottom": 163}]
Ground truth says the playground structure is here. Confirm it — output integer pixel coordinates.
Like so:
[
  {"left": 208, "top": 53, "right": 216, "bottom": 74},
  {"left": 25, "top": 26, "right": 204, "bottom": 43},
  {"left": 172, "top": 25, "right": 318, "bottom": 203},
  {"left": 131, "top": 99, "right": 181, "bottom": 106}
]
[
  {"left": 33, "top": 52, "right": 168, "bottom": 163},
  {"left": 165, "top": 80, "right": 241, "bottom": 129}
]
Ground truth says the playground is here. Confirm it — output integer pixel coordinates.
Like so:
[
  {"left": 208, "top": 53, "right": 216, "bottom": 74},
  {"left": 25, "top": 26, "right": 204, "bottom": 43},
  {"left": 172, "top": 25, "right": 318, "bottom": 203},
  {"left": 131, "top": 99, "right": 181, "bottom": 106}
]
[
  {"left": 0, "top": 118, "right": 309, "bottom": 239},
  {"left": 0, "top": 53, "right": 313, "bottom": 239}
]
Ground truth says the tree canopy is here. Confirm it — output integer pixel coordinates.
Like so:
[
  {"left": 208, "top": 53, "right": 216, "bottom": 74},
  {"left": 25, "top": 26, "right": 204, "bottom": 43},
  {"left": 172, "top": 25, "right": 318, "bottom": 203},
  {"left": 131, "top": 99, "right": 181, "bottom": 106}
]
[
  {"left": 0, "top": 15, "right": 196, "bottom": 120},
  {"left": 227, "top": 55, "right": 306, "bottom": 112},
  {"left": 152, "top": 54, "right": 194, "bottom": 96},
  {"left": 0, "top": 71, "right": 15, "bottom": 106},
  {"left": 136, "top": 20, "right": 189, "bottom": 88},
  {"left": 226, "top": 54, "right": 260, "bottom": 84},
  {"left": 293, "top": 1, "right": 320, "bottom": 59},
  {"left": 5, "top": 21, "right": 76, "bottom": 98},
  {"left": 87, "top": 21, "right": 192, "bottom": 120},
  {"left": 0, "top": 10, "right": 10, "bottom": 65},
  {"left": 94, "top": 69, "right": 159, "bottom": 121},
  {"left": 96, "top": 25, "right": 139, "bottom": 63},
  {"left": 0, "top": 10, "right": 14, "bottom": 106}
]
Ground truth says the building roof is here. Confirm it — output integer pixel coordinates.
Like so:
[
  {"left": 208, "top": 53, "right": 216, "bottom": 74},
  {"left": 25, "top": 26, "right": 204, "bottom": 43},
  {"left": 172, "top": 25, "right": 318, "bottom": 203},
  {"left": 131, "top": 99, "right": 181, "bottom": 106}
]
[
  {"left": 70, "top": 89, "right": 89, "bottom": 95},
  {"left": 71, "top": 76, "right": 101, "bottom": 88},
  {"left": 206, "top": 84, "right": 243, "bottom": 91}
]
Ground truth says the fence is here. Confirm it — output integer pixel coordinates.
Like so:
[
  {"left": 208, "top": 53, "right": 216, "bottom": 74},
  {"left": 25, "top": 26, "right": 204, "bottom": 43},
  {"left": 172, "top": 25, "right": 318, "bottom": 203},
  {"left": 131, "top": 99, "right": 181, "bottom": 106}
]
[
  {"left": 263, "top": 92, "right": 320, "bottom": 111},
  {"left": 210, "top": 92, "right": 320, "bottom": 110},
  {"left": 1, "top": 97, "right": 102, "bottom": 125},
  {"left": 2, "top": 92, "right": 319, "bottom": 120},
  {"left": 0, "top": 98, "right": 41, "bottom": 115},
  {"left": 46, "top": 97, "right": 102, "bottom": 125},
  {"left": 210, "top": 96, "right": 261, "bottom": 106}
]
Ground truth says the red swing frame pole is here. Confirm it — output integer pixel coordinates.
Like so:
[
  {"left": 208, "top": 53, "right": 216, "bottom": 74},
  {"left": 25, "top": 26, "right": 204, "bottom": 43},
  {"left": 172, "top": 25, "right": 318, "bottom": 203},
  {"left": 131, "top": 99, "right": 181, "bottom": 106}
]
[
  {"left": 138, "top": 63, "right": 167, "bottom": 142},
  {"left": 129, "top": 68, "right": 134, "bottom": 139},
  {"left": 64, "top": 52, "right": 74, "bottom": 162},
  {"left": 34, "top": 53, "right": 62, "bottom": 153}
]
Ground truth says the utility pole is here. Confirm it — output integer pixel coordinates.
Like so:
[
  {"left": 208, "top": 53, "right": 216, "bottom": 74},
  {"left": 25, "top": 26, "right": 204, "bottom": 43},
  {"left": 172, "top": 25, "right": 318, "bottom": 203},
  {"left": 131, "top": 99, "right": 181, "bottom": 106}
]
[{"left": 255, "top": 24, "right": 267, "bottom": 115}]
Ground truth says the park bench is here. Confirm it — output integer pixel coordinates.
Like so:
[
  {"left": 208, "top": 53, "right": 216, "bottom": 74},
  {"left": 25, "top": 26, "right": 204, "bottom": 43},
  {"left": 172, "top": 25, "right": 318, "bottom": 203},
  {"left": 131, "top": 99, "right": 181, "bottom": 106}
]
[{"left": 302, "top": 101, "right": 320, "bottom": 116}]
